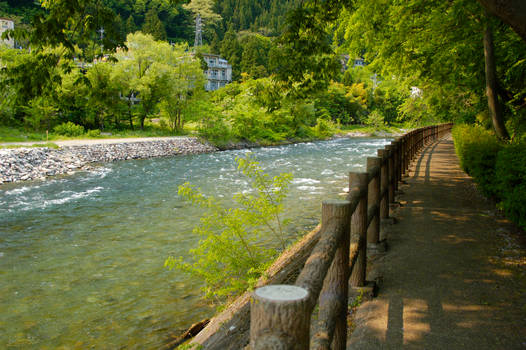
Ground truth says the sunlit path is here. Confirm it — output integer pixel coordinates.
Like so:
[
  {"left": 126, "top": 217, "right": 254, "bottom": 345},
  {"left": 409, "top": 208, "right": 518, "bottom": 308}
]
[{"left": 348, "top": 136, "right": 526, "bottom": 349}]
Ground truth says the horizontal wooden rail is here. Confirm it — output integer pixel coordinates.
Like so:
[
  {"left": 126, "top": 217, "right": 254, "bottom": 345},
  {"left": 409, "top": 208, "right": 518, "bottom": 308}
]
[{"left": 245, "top": 123, "right": 454, "bottom": 350}]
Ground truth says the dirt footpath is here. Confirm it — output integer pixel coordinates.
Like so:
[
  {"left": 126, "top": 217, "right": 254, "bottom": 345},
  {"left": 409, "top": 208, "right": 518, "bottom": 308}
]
[
  {"left": 0, "top": 136, "right": 191, "bottom": 147},
  {"left": 348, "top": 135, "right": 526, "bottom": 349}
]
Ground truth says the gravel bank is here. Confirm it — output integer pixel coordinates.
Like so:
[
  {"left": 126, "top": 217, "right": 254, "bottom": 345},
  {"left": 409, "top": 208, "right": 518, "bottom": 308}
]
[{"left": 0, "top": 137, "right": 217, "bottom": 185}]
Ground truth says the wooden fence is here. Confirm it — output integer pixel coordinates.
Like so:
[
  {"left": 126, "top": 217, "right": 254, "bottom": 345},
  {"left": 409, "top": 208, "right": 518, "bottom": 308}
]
[{"left": 249, "top": 123, "right": 453, "bottom": 350}]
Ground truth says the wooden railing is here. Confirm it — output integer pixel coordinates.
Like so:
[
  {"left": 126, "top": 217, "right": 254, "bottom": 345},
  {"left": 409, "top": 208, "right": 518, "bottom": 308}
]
[{"left": 249, "top": 123, "right": 453, "bottom": 349}]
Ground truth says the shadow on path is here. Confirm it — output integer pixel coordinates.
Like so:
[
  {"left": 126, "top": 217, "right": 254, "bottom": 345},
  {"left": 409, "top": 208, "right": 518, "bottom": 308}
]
[{"left": 348, "top": 136, "right": 526, "bottom": 350}]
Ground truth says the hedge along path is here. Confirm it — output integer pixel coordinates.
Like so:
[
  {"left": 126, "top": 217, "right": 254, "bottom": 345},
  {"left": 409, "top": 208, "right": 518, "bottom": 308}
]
[{"left": 347, "top": 135, "right": 526, "bottom": 349}]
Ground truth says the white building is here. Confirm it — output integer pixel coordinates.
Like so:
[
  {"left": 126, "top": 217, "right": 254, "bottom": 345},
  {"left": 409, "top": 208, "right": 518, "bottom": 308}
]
[
  {"left": 353, "top": 57, "right": 365, "bottom": 67},
  {"left": 0, "top": 17, "right": 14, "bottom": 48},
  {"left": 202, "top": 53, "right": 232, "bottom": 91}
]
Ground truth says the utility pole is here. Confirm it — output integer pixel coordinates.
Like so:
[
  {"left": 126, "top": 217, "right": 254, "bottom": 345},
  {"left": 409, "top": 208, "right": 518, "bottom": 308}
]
[{"left": 98, "top": 27, "right": 105, "bottom": 55}]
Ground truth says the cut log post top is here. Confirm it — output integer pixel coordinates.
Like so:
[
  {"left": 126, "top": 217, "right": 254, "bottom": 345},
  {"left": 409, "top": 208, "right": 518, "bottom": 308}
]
[{"left": 250, "top": 285, "right": 311, "bottom": 350}]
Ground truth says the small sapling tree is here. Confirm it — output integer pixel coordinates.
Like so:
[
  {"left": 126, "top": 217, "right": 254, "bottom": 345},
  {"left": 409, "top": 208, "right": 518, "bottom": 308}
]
[{"left": 165, "top": 153, "right": 293, "bottom": 304}]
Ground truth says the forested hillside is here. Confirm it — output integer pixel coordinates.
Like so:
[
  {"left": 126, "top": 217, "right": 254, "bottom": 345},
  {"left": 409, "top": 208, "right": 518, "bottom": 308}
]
[
  {"left": 0, "top": 0, "right": 298, "bottom": 44},
  {"left": 0, "top": 0, "right": 298, "bottom": 80}
]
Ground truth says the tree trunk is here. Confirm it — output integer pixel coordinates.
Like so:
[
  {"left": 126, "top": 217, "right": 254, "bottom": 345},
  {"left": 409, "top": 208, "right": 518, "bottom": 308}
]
[
  {"left": 140, "top": 115, "right": 145, "bottom": 130},
  {"left": 477, "top": 0, "right": 526, "bottom": 43},
  {"left": 483, "top": 22, "right": 509, "bottom": 140},
  {"left": 114, "top": 113, "right": 120, "bottom": 130},
  {"left": 128, "top": 112, "right": 134, "bottom": 130}
]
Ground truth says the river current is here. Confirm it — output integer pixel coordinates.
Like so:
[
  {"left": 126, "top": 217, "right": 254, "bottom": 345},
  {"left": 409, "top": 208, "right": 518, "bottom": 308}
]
[{"left": 0, "top": 137, "right": 391, "bottom": 349}]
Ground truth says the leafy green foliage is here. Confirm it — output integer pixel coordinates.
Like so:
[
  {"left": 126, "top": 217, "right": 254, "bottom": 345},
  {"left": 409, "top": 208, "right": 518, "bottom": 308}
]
[
  {"left": 453, "top": 124, "right": 526, "bottom": 229},
  {"left": 183, "top": 0, "right": 221, "bottom": 24},
  {"left": 312, "top": 116, "right": 336, "bottom": 139},
  {"left": 142, "top": 7, "right": 167, "bottom": 41},
  {"left": 165, "top": 153, "right": 293, "bottom": 303},
  {"left": 32, "top": 0, "right": 125, "bottom": 55},
  {"left": 495, "top": 143, "right": 526, "bottom": 229},
  {"left": 452, "top": 124, "right": 503, "bottom": 197},
  {"left": 335, "top": 0, "right": 526, "bottom": 134},
  {"left": 53, "top": 121, "right": 85, "bottom": 136},
  {"left": 86, "top": 129, "right": 101, "bottom": 137},
  {"left": 365, "top": 110, "right": 385, "bottom": 130},
  {"left": 22, "top": 95, "right": 58, "bottom": 130}
]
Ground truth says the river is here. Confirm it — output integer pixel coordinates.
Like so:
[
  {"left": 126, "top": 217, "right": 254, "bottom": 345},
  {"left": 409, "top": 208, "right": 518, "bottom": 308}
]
[{"left": 0, "top": 137, "right": 391, "bottom": 349}]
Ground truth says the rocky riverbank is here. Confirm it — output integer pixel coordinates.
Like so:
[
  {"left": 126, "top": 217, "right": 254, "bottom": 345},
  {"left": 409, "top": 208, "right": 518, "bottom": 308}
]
[{"left": 0, "top": 137, "right": 217, "bottom": 185}]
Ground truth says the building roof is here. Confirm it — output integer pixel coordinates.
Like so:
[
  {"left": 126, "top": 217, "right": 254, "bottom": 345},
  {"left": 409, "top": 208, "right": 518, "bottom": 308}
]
[
  {"left": 202, "top": 53, "right": 221, "bottom": 58},
  {"left": 0, "top": 17, "right": 14, "bottom": 22}
]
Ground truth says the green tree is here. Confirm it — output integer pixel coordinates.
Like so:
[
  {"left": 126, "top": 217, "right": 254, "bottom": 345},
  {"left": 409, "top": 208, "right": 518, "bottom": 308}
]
[
  {"left": 0, "top": 47, "right": 63, "bottom": 124},
  {"left": 85, "top": 62, "right": 123, "bottom": 129},
  {"left": 142, "top": 7, "right": 167, "bottom": 41},
  {"left": 239, "top": 33, "right": 271, "bottom": 79},
  {"left": 160, "top": 44, "right": 206, "bottom": 131},
  {"left": 335, "top": 0, "right": 523, "bottom": 137},
  {"left": 31, "top": 0, "right": 124, "bottom": 54},
  {"left": 278, "top": 0, "right": 526, "bottom": 135},
  {"left": 183, "top": 0, "right": 222, "bottom": 24},
  {"left": 125, "top": 15, "right": 137, "bottom": 34},
  {"left": 22, "top": 96, "right": 58, "bottom": 131},
  {"left": 220, "top": 25, "right": 242, "bottom": 80},
  {"left": 165, "top": 153, "right": 293, "bottom": 302},
  {"left": 114, "top": 32, "right": 204, "bottom": 130}
]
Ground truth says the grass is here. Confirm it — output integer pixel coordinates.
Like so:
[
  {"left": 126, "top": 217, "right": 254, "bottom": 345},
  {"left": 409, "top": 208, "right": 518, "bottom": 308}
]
[
  {"left": 1, "top": 122, "right": 408, "bottom": 146},
  {"left": 0, "top": 142, "right": 59, "bottom": 149},
  {"left": 337, "top": 123, "right": 408, "bottom": 135},
  {"left": 0, "top": 124, "right": 191, "bottom": 143},
  {"left": 0, "top": 126, "right": 48, "bottom": 142}
]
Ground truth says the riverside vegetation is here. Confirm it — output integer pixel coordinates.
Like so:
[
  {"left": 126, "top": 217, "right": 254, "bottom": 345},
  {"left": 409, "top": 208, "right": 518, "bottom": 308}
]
[
  {"left": 1, "top": 1, "right": 425, "bottom": 147},
  {"left": 165, "top": 153, "right": 293, "bottom": 304}
]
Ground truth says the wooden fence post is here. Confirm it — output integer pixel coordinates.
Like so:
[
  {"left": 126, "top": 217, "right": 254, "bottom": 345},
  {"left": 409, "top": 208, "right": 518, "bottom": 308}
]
[
  {"left": 402, "top": 136, "right": 408, "bottom": 176},
  {"left": 414, "top": 131, "right": 418, "bottom": 157},
  {"left": 312, "top": 200, "right": 351, "bottom": 350},
  {"left": 349, "top": 172, "right": 368, "bottom": 287},
  {"left": 399, "top": 137, "right": 405, "bottom": 181},
  {"left": 377, "top": 149, "right": 389, "bottom": 219},
  {"left": 250, "top": 285, "right": 311, "bottom": 350},
  {"left": 366, "top": 157, "right": 381, "bottom": 251},
  {"left": 384, "top": 145, "right": 395, "bottom": 204},
  {"left": 408, "top": 132, "right": 413, "bottom": 165},
  {"left": 392, "top": 140, "right": 400, "bottom": 193}
]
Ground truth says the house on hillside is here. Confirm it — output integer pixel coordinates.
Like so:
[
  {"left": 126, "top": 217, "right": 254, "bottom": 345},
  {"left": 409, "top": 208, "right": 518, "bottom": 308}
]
[
  {"left": 0, "top": 17, "right": 14, "bottom": 48},
  {"left": 340, "top": 55, "right": 367, "bottom": 71},
  {"left": 353, "top": 57, "right": 365, "bottom": 67},
  {"left": 202, "top": 53, "right": 232, "bottom": 91}
]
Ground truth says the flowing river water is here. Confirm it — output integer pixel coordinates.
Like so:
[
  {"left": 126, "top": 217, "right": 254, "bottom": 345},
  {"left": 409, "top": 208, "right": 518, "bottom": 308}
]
[{"left": 0, "top": 137, "right": 391, "bottom": 349}]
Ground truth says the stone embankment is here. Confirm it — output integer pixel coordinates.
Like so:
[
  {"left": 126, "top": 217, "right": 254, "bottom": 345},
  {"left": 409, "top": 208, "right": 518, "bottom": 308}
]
[{"left": 0, "top": 137, "right": 217, "bottom": 185}]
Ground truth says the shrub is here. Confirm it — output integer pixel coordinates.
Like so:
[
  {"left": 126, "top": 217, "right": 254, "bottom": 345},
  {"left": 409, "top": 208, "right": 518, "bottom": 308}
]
[
  {"left": 165, "top": 154, "right": 293, "bottom": 303},
  {"left": 198, "top": 114, "right": 232, "bottom": 146},
  {"left": 86, "top": 129, "right": 101, "bottom": 138},
  {"left": 312, "top": 116, "right": 335, "bottom": 139},
  {"left": 452, "top": 124, "right": 503, "bottom": 197},
  {"left": 365, "top": 110, "right": 386, "bottom": 129},
  {"left": 453, "top": 124, "right": 526, "bottom": 229},
  {"left": 53, "top": 122, "right": 85, "bottom": 137},
  {"left": 495, "top": 143, "right": 526, "bottom": 229}
]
